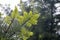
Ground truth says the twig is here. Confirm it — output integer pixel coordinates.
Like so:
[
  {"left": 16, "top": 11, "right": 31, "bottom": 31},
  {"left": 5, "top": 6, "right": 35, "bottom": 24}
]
[{"left": 4, "top": 18, "right": 14, "bottom": 33}]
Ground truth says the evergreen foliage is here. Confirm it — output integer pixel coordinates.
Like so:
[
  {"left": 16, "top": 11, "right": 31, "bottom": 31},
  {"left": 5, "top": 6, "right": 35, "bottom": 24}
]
[{"left": 0, "top": 6, "right": 39, "bottom": 40}]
